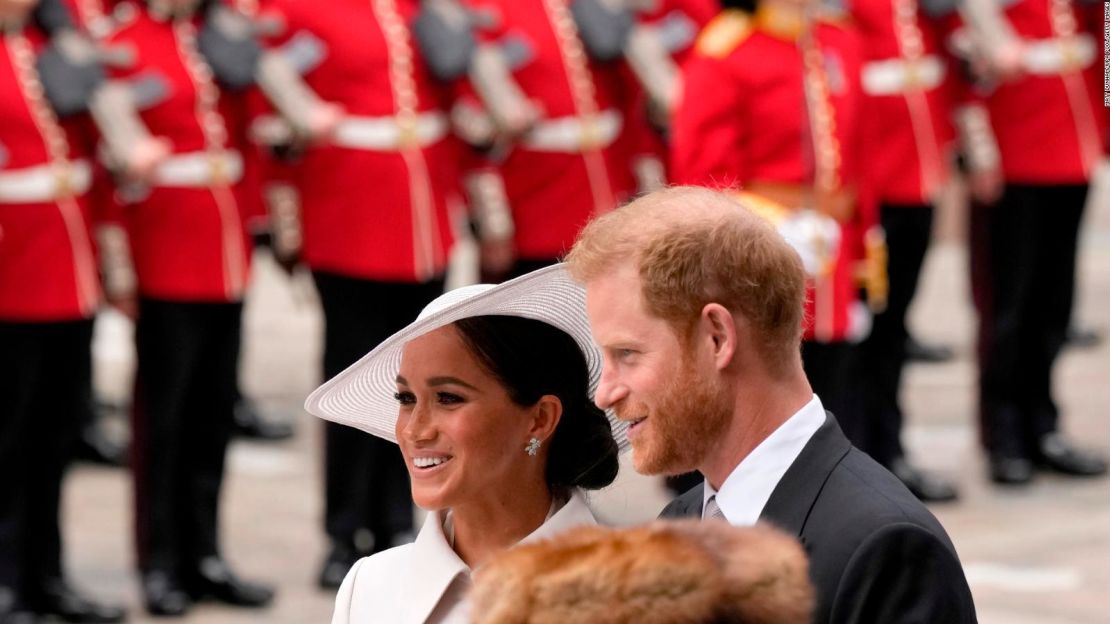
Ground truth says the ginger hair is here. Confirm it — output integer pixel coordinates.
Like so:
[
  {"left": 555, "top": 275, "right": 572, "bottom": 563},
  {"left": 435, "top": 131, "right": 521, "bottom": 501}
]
[{"left": 565, "top": 186, "right": 806, "bottom": 375}]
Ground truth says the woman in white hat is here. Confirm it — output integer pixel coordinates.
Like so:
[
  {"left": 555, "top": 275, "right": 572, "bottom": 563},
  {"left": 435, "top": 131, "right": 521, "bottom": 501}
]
[{"left": 305, "top": 264, "right": 625, "bottom": 624}]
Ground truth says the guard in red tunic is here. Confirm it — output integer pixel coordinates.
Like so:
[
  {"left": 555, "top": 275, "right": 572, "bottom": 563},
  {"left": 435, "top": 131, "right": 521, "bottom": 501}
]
[
  {"left": 671, "top": 0, "right": 870, "bottom": 418},
  {"left": 844, "top": 0, "right": 960, "bottom": 502},
  {"left": 623, "top": 0, "right": 719, "bottom": 193},
  {"left": 955, "top": 0, "right": 1107, "bottom": 485},
  {"left": 105, "top": 0, "right": 282, "bottom": 615},
  {"left": 460, "top": 0, "right": 641, "bottom": 278},
  {"left": 0, "top": 1, "right": 125, "bottom": 621},
  {"left": 260, "top": 0, "right": 458, "bottom": 589}
]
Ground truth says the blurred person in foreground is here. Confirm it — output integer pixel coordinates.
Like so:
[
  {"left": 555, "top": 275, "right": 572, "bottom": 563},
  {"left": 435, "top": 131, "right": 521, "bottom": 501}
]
[
  {"left": 471, "top": 520, "right": 812, "bottom": 624},
  {"left": 566, "top": 186, "right": 976, "bottom": 624},
  {"left": 305, "top": 265, "right": 622, "bottom": 624}
]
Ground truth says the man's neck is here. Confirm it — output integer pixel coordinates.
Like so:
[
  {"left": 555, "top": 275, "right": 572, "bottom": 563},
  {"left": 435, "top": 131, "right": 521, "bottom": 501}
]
[{"left": 699, "top": 374, "right": 813, "bottom": 489}]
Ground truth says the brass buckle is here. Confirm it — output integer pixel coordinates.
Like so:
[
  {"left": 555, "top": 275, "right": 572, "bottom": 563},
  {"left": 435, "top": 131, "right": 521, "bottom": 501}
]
[
  {"left": 579, "top": 116, "right": 601, "bottom": 151},
  {"left": 903, "top": 60, "right": 923, "bottom": 90},
  {"left": 1059, "top": 38, "right": 1081, "bottom": 73},
  {"left": 209, "top": 152, "right": 227, "bottom": 185},
  {"left": 54, "top": 162, "right": 73, "bottom": 199},
  {"left": 397, "top": 114, "right": 419, "bottom": 149}
]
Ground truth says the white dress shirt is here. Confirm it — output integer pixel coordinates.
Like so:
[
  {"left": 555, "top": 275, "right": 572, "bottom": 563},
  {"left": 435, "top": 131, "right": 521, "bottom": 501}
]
[
  {"left": 702, "top": 394, "right": 826, "bottom": 525},
  {"left": 331, "top": 489, "right": 598, "bottom": 624}
]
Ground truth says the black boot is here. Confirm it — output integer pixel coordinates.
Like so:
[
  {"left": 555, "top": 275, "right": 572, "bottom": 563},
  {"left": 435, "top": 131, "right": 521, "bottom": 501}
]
[
  {"left": 73, "top": 424, "right": 128, "bottom": 467},
  {"left": 317, "top": 542, "right": 360, "bottom": 590},
  {"left": 890, "top": 458, "right": 959, "bottom": 503},
  {"left": 142, "top": 570, "right": 191, "bottom": 617},
  {"left": 186, "top": 558, "right": 274, "bottom": 608},
  {"left": 25, "top": 579, "right": 125, "bottom": 623},
  {"left": 233, "top": 399, "right": 295, "bottom": 441},
  {"left": 1035, "top": 434, "right": 1108, "bottom": 477},
  {"left": 989, "top": 456, "right": 1034, "bottom": 485},
  {"left": 0, "top": 586, "right": 35, "bottom": 624},
  {"left": 904, "top": 335, "right": 954, "bottom": 364}
]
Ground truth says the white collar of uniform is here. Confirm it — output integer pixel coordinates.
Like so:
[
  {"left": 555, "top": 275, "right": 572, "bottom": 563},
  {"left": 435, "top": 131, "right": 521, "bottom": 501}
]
[
  {"left": 703, "top": 394, "right": 826, "bottom": 526},
  {"left": 402, "top": 488, "right": 597, "bottom": 623}
]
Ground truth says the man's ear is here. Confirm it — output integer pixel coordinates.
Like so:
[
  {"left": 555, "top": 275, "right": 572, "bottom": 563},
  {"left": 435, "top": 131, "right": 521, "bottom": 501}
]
[
  {"left": 529, "top": 395, "right": 563, "bottom": 443},
  {"left": 701, "top": 303, "right": 737, "bottom": 371}
]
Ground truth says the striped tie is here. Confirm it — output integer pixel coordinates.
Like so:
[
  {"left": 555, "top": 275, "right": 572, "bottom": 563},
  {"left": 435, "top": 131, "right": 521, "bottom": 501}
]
[{"left": 703, "top": 495, "right": 726, "bottom": 521}]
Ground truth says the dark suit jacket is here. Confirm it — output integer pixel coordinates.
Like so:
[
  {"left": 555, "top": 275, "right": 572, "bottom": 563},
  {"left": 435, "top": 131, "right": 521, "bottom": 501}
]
[{"left": 660, "top": 414, "right": 977, "bottom": 623}]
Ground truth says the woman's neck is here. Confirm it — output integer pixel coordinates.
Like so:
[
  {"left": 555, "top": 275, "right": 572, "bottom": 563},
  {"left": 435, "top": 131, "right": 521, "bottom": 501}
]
[{"left": 449, "top": 482, "right": 555, "bottom": 569}]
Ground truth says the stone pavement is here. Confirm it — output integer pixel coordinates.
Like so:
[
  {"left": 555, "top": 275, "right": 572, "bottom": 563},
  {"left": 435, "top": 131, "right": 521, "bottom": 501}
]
[{"left": 67, "top": 171, "right": 1110, "bottom": 623}]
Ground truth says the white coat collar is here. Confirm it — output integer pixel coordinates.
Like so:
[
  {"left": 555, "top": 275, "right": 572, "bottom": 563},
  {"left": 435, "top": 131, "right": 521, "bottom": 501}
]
[{"left": 401, "top": 489, "right": 597, "bottom": 623}]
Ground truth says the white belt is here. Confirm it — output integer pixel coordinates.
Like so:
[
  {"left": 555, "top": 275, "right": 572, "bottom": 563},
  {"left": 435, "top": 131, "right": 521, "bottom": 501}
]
[
  {"left": 1023, "top": 35, "right": 1095, "bottom": 75},
  {"left": 0, "top": 160, "right": 92, "bottom": 203},
  {"left": 522, "top": 109, "right": 623, "bottom": 153},
  {"left": 861, "top": 56, "right": 945, "bottom": 96},
  {"left": 332, "top": 113, "right": 449, "bottom": 151},
  {"left": 153, "top": 150, "right": 244, "bottom": 187}
]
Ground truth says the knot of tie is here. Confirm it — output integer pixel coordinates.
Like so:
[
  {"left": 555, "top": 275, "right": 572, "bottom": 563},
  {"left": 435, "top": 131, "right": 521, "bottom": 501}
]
[{"left": 703, "top": 495, "right": 726, "bottom": 521}]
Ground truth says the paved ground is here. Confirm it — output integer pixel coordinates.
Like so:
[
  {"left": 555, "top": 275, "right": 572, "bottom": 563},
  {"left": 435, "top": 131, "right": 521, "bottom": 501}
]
[{"left": 66, "top": 169, "right": 1110, "bottom": 623}]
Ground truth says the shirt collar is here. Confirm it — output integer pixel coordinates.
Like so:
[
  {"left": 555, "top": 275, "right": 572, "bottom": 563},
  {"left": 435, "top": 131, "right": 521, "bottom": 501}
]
[
  {"left": 703, "top": 394, "right": 826, "bottom": 525},
  {"left": 402, "top": 489, "right": 597, "bottom": 623}
]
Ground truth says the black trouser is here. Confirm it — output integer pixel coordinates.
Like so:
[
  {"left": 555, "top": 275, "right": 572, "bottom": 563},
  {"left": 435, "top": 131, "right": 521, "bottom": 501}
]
[
  {"left": 0, "top": 319, "right": 92, "bottom": 597},
  {"left": 969, "top": 184, "right": 1087, "bottom": 459},
  {"left": 845, "top": 204, "right": 934, "bottom": 467},
  {"left": 132, "top": 299, "right": 242, "bottom": 576},
  {"left": 802, "top": 341, "right": 854, "bottom": 422},
  {"left": 313, "top": 272, "right": 444, "bottom": 552}
]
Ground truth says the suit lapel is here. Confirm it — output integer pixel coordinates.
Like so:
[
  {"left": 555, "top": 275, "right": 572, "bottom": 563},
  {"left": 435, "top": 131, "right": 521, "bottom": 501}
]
[
  {"left": 758, "top": 413, "right": 851, "bottom": 538},
  {"left": 660, "top": 481, "right": 705, "bottom": 519}
]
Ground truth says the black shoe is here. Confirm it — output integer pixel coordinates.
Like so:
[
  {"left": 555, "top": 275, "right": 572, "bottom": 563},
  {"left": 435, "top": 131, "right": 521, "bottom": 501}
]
[
  {"left": 74, "top": 425, "right": 128, "bottom": 467},
  {"left": 990, "top": 456, "right": 1035, "bottom": 485},
  {"left": 143, "top": 571, "right": 191, "bottom": 617},
  {"left": 0, "top": 610, "right": 36, "bottom": 624},
  {"left": 1066, "top": 325, "right": 1103, "bottom": 350},
  {"left": 0, "top": 586, "right": 36, "bottom": 624},
  {"left": 890, "top": 458, "right": 959, "bottom": 503},
  {"left": 233, "top": 400, "right": 295, "bottom": 441},
  {"left": 905, "top": 336, "right": 955, "bottom": 364},
  {"left": 1035, "top": 434, "right": 1108, "bottom": 477},
  {"left": 25, "top": 579, "right": 124, "bottom": 623},
  {"left": 317, "top": 543, "right": 359, "bottom": 590},
  {"left": 187, "top": 558, "right": 274, "bottom": 608}
]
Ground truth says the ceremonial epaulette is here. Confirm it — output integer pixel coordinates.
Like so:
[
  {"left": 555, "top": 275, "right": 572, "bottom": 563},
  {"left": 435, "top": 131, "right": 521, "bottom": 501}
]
[{"left": 695, "top": 10, "right": 752, "bottom": 59}]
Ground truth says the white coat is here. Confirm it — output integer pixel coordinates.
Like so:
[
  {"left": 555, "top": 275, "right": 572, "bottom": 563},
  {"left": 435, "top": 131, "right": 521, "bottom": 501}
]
[{"left": 331, "top": 489, "right": 597, "bottom": 624}]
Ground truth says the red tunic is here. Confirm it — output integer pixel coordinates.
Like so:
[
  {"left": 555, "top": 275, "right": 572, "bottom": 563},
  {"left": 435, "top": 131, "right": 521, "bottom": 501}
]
[
  {"left": 849, "top": 0, "right": 955, "bottom": 205},
  {"left": 106, "top": 5, "right": 253, "bottom": 302},
  {"left": 266, "top": 0, "right": 456, "bottom": 283},
  {"left": 672, "top": 7, "right": 866, "bottom": 342},
  {"left": 467, "top": 0, "right": 639, "bottom": 261},
  {"left": 983, "top": 0, "right": 1104, "bottom": 183},
  {"left": 0, "top": 27, "right": 100, "bottom": 321}
]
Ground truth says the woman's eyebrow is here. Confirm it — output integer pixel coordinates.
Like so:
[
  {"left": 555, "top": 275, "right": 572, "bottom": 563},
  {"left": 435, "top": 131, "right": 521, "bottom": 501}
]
[{"left": 427, "top": 376, "right": 479, "bottom": 391}]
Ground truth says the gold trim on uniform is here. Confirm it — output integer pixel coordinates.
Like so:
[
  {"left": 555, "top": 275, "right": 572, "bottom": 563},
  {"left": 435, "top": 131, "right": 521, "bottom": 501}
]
[{"left": 695, "top": 10, "right": 751, "bottom": 58}]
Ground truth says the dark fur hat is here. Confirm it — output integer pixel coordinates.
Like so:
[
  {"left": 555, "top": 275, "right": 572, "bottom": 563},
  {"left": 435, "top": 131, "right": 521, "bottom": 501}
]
[{"left": 470, "top": 520, "right": 813, "bottom": 624}]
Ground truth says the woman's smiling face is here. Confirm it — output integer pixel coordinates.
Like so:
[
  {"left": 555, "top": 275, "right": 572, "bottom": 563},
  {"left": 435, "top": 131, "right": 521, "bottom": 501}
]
[{"left": 394, "top": 324, "right": 539, "bottom": 511}]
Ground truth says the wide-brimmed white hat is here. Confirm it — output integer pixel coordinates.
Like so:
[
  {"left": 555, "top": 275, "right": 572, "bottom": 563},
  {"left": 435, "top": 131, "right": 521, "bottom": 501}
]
[{"left": 304, "top": 264, "right": 628, "bottom": 450}]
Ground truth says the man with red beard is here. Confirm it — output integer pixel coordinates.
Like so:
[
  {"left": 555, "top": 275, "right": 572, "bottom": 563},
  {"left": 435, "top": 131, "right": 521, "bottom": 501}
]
[{"left": 566, "top": 186, "right": 976, "bottom": 624}]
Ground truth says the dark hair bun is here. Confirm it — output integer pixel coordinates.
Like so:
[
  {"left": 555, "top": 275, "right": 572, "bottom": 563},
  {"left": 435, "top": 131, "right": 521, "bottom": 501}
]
[
  {"left": 546, "top": 398, "right": 619, "bottom": 489},
  {"left": 453, "top": 316, "right": 619, "bottom": 491}
]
